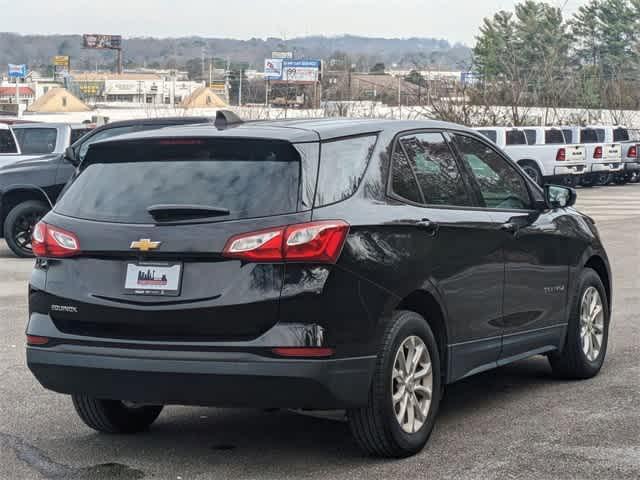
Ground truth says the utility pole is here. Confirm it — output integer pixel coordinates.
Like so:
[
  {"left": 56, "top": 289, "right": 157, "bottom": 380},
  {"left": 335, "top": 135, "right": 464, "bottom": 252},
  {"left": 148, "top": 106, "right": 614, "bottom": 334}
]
[
  {"left": 238, "top": 69, "right": 243, "bottom": 106},
  {"left": 398, "top": 76, "right": 402, "bottom": 119},
  {"left": 15, "top": 77, "right": 20, "bottom": 116}
]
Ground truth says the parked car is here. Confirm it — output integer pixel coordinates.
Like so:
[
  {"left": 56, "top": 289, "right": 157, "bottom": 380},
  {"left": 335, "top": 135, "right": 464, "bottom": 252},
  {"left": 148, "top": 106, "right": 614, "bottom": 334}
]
[
  {"left": 26, "top": 116, "right": 611, "bottom": 458},
  {"left": 0, "top": 116, "right": 214, "bottom": 257},
  {"left": 583, "top": 126, "right": 640, "bottom": 184},
  {"left": 560, "top": 126, "right": 622, "bottom": 186},
  {"left": 474, "top": 126, "right": 586, "bottom": 186},
  {"left": 7, "top": 123, "right": 94, "bottom": 166}
]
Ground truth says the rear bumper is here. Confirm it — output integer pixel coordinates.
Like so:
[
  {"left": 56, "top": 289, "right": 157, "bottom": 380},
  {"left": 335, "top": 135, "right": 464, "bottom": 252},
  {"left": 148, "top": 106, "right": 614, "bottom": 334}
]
[
  {"left": 27, "top": 345, "right": 375, "bottom": 409},
  {"left": 591, "top": 162, "right": 623, "bottom": 172},
  {"left": 554, "top": 164, "right": 586, "bottom": 175}
]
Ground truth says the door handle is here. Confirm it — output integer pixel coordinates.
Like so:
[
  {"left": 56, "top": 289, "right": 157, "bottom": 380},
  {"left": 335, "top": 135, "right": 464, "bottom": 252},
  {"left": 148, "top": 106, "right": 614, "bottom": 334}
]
[
  {"left": 500, "top": 222, "right": 518, "bottom": 234},
  {"left": 417, "top": 218, "right": 439, "bottom": 236}
]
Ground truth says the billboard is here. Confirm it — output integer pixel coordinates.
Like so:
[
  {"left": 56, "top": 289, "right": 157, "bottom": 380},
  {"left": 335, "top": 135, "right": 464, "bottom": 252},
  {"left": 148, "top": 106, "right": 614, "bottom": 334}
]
[
  {"left": 272, "top": 51, "right": 293, "bottom": 59},
  {"left": 8, "top": 64, "right": 27, "bottom": 78},
  {"left": 83, "top": 34, "right": 122, "bottom": 50},
  {"left": 264, "top": 59, "right": 283, "bottom": 79},
  {"left": 282, "top": 60, "right": 321, "bottom": 83}
]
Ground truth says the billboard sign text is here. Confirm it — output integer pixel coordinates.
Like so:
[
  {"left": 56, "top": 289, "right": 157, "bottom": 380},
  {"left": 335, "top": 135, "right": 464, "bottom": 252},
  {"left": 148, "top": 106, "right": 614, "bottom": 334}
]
[
  {"left": 83, "top": 34, "right": 122, "bottom": 50},
  {"left": 8, "top": 64, "right": 27, "bottom": 78}
]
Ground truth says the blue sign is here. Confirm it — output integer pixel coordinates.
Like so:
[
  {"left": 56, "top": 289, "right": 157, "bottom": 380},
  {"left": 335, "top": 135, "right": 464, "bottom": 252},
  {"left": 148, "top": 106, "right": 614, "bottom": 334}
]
[{"left": 8, "top": 64, "right": 27, "bottom": 78}]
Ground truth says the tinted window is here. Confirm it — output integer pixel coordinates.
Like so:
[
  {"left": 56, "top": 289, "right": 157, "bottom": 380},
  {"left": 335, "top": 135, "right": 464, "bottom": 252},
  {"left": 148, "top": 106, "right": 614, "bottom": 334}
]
[
  {"left": 563, "top": 129, "right": 574, "bottom": 143},
  {"left": 78, "top": 125, "right": 146, "bottom": 161},
  {"left": 477, "top": 130, "right": 497, "bottom": 143},
  {"left": 13, "top": 128, "right": 57, "bottom": 154},
  {"left": 506, "top": 130, "right": 527, "bottom": 146},
  {"left": 613, "top": 128, "right": 629, "bottom": 142},
  {"left": 395, "top": 132, "right": 471, "bottom": 206},
  {"left": 595, "top": 129, "right": 605, "bottom": 142},
  {"left": 56, "top": 139, "right": 301, "bottom": 224},
  {"left": 524, "top": 129, "right": 537, "bottom": 145},
  {"left": 453, "top": 134, "right": 531, "bottom": 210},
  {"left": 391, "top": 149, "right": 422, "bottom": 204},
  {"left": 580, "top": 129, "right": 599, "bottom": 143},
  {"left": 70, "top": 128, "right": 93, "bottom": 145},
  {"left": 0, "top": 130, "right": 18, "bottom": 154},
  {"left": 545, "top": 129, "right": 566, "bottom": 144},
  {"left": 314, "top": 135, "right": 377, "bottom": 207}
]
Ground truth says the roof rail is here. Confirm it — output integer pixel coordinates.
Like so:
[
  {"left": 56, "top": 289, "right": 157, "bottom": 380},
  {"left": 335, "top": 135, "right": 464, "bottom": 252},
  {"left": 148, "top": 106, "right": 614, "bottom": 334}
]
[{"left": 215, "top": 110, "right": 244, "bottom": 128}]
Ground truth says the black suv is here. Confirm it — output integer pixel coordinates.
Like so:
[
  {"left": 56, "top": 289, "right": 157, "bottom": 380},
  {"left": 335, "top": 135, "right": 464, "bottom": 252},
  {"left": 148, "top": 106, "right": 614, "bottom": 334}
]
[
  {"left": 0, "top": 116, "right": 214, "bottom": 257},
  {"left": 26, "top": 118, "right": 611, "bottom": 458}
]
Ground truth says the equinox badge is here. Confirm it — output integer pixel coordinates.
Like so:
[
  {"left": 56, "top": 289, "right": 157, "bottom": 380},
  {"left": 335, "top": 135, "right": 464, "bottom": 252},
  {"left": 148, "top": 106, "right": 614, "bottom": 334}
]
[{"left": 130, "top": 239, "right": 161, "bottom": 251}]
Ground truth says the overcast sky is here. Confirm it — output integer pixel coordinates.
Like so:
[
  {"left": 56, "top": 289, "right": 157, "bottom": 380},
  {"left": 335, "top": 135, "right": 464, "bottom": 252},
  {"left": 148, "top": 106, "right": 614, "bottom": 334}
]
[{"left": 0, "top": 0, "right": 587, "bottom": 46}]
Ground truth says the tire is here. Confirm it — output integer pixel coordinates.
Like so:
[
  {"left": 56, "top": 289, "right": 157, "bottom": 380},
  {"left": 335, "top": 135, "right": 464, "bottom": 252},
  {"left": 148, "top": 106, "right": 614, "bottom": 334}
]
[
  {"left": 3, "top": 200, "right": 50, "bottom": 258},
  {"left": 548, "top": 268, "right": 609, "bottom": 379},
  {"left": 348, "top": 310, "right": 441, "bottom": 458},
  {"left": 561, "top": 176, "right": 578, "bottom": 188},
  {"left": 613, "top": 174, "right": 628, "bottom": 185},
  {"left": 595, "top": 173, "right": 611, "bottom": 186},
  {"left": 72, "top": 395, "right": 163, "bottom": 434},
  {"left": 519, "top": 161, "right": 543, "bottom": 186},
  {"left": 580, "top": 175, "right": 595, "bottom": 188}
]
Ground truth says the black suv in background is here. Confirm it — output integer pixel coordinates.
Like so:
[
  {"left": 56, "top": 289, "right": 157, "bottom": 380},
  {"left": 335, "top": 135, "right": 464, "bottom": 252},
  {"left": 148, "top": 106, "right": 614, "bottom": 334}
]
[
  {"left": 26, "top": 118, "right": 611, "bottom": 458},
  {"left": 0, "top": 116, "right": 214, "bottom": 257}
]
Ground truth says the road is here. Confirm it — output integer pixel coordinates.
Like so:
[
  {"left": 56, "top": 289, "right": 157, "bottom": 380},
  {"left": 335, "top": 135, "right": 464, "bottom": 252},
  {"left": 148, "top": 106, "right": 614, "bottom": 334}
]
[{"left": 1, "top": 184, "right": 639, "bottom": 480}]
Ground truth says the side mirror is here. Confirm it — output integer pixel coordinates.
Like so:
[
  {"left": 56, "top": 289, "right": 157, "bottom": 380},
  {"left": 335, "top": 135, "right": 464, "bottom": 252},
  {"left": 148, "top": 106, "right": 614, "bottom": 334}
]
[
  {"left": 63, "top": 146, "right": 79, "bottom": 167},
  {"left": 544, "top": 184, "right": 576, "bottom": 209}
]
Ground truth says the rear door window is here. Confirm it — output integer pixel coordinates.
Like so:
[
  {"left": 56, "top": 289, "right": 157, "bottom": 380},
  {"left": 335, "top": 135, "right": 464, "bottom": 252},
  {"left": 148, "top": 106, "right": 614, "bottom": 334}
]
[
  {"left": 613, "top": 128, "right": 629, "bottom": 142},
  {"left": 545, "top": 129, "right": 566, "bottom": 144},
  {"left": 563, "top": 129, "right": 574, "bottom": 143},
  {"left": 56, "top": 138, "right": 302, "bottom": 224},
  {"left": 13, "top": 127, "right": 58, "bottom": 154},
  {"left": 506, "top": 130, "right": 527, "bottom": 146},
  {"left": 0, "top": 130, "right": 18, "bottom": 153},
  {"left": 314, "top": 135, "right": 377, "bottom": 207},
  {"left": 524, "top": 129, "right": 537, "bottom": 145},
  {"left": 392, "top": 132, "right": 472, "bottom": 207},
  {"left": 477, "top": 130, "right": 497, "bottom": 143},
  {"left": 580, "top": 129, "right": 599, "bottom": 143}
]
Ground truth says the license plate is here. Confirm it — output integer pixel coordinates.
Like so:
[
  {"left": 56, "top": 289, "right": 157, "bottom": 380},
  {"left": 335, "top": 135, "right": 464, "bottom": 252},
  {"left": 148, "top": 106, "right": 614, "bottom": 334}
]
[{"left": 124, "top": 262, "right": 182, "bottom": 296}]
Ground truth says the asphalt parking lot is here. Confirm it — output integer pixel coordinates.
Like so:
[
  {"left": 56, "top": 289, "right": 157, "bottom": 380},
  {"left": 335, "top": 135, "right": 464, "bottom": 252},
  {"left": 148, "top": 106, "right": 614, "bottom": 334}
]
[{"left": 1, "top": 184, "right": 639, "bottom": 480}]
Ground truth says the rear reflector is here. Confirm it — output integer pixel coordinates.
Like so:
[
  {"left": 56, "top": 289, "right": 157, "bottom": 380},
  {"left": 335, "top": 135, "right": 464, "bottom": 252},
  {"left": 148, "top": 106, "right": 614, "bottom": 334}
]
[
  {"left": 272, "top": 347, "right": 334, "bottom": 358},
  {"left": 556, "top": 148, "right": 566, "bottom": 161},
  {"left": 26, "top": 335, "right": 50, "bottom": 346},
  {"left": 32, "top": 221, "right": 81, "bottom": 258},
  {"left": 223, "top": 220, "right": 349, "bottom": 263},
  {"left": 594, "top": 146, "right": 603, "bottom": 159},
  {"left": 628, "top": 145, "right": 638, "bottom": 158}
]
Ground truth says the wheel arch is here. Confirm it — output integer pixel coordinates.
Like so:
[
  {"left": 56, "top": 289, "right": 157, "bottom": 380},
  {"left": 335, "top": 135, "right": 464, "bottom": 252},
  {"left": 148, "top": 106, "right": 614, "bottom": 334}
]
[
  {"left": 517, "top": 158, "right": 545, "bottom": 177},
  {"left": 584, "top": 254, "right": 611, "bottom": 308},
  {"left": 0, "top": 186, "right": 53, "bottom": 226},
  {"left": 393, "top": 289, "right": 449, "bottom": 383}
]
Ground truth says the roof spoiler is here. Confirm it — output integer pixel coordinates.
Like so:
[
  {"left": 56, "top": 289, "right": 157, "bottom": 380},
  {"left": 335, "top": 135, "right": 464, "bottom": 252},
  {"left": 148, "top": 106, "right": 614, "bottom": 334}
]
[{"left": 215, "top": 110, "right": 244, "bottom": 128}]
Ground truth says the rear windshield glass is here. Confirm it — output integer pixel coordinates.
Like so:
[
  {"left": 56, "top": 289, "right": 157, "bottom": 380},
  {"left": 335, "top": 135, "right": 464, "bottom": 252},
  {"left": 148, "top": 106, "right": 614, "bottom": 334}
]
[
  {"left": 524, "top": 129, "right": 536, "bottom": 145},
  {"left": 506, "top": 130, "right": 527, "bottom": 145},
  {"left": 477, "top": 130, "right": 497, "bottom": 143},
  {"left": 13, "top": 127, "right": 58, "bottom": 154},
  {"left": 55, "top": 138, "right": 301, "bottom": 224},
  {"left": 0, "top": 130, "right": 18, "bottom": 153},
  {"left": 580, "top": 129, "right": 599, "bottom": 143},
  {"left": 563, "top": 129, "right": 573, "bottom": 143},
  {"left": 545, "top": 129, "right": 566, "bottom": 144},
  {"left": 613, "top": 128, "right": 629, "bottom": 142},
  {"left": 595, "top": 129, "right": 605, "bottom": 142}
]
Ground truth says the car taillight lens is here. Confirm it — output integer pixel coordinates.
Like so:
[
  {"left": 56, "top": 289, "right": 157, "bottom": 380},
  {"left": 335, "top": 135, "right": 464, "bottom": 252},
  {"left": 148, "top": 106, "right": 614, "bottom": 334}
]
[
  {"left": 556, "top": 148, "right": 566, "bottom": 161},
  {"left": 272, "top": 347, "right": 335, "bottom": 358},
  {"left": 223, "top": 220, "right": 349, "bottom": 263},
  {"left": 32, "top": 221, "right": 80, "bottom": 258},
  {"left": 594, "top": 146, "right": 603, "bottom": 159},
  {"left": 26, "top": 335, "right": 50, "bottom": 346},
  {"left": 628, "top": 145, "right": 638, "bottom": 158}
]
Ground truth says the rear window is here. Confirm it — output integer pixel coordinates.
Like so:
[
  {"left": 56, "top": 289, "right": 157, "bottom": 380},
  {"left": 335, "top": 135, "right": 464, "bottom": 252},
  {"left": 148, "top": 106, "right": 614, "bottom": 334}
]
[
  {"left": 13, "top": 127, "right": 58, "bottom": 154},
  {"left": 580, "top": 129, "right": 599, "bottom": 143},
  {"left": 477, "top": 130, "right": 497, "bottom": 143},
  {"left": 506, "top": 130, "right": 527, "bottom": 145},
  {"left": 56, "top": 138, "right": 301, "bottom": 224},
  {"left": 595, "top": 129, "right": 605, "bottom": 142},
  {"left": 613, "top": 128, "right": 629, "bottom": 142},
  {"left": 524, "top": 129, "right": 537, "bottom": 145},
  {"left": 314, "top": 135, "right": 377, "bottom": 207},
  {"left": 545, "top": 129, "right": 566, "bottom": 144},
  {"left": 563, "top": 129, "right": 573, "bottom": 143},
  {"left": 0, "top": 129, "right": 18, "bottom": 154}
]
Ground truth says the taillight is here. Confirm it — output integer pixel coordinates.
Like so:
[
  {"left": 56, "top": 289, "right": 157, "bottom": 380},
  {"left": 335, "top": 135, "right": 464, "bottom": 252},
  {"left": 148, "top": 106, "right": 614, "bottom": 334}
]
[
  {"left": 628, "top": 145, "right": 638, "bottom": 158},
  {"left": 272, "top": 347, "right": 334, "bottom": 358},
  {"left": 32, "top": 221, "right": 80, "bottom": 258},
  {"left": 223, "top": 220, "right": 349, "bottom": 263},
  {"left": 594, "top": 146, "right": 603, "bottom": 159},
  {"left": 26, "top": 335, "right": 50, "bottom": 346},
  {"left": 556, "top": 148, "right": 566, "bottom": 161}
]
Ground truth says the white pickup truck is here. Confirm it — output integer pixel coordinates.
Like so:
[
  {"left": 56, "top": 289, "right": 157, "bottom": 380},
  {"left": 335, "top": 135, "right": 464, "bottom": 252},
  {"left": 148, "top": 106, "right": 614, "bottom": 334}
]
[
  {"left": 474, "top": 126, "right": 586, "bottom": 186},
  {"left": 559, "top": 126, "right": 623, "bottom": 186},
  {"left": 583, "top": 126, "right": 639, "bottom": 184}
]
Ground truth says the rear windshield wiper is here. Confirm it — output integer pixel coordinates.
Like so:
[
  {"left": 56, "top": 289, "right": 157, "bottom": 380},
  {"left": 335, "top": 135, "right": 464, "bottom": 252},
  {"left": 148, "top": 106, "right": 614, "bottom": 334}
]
[{"left": 147, "top": 204, "right": 230, "bottom": 222}]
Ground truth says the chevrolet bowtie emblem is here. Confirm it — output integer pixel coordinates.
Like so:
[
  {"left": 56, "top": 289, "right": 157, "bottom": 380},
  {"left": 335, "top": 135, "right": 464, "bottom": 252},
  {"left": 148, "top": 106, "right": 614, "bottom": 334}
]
[{"left": 130, "top": 239, "right": 161, "bottom": 251}]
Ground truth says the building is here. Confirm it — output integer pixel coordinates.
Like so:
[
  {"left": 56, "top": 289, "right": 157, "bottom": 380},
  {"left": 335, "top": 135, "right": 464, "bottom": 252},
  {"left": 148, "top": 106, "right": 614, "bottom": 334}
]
[
  {"left": 27, "top": 87, "right": 90, "bottom": 113},
  {"left": 0, "top": 86, "right": 35, "bottom": 105}
]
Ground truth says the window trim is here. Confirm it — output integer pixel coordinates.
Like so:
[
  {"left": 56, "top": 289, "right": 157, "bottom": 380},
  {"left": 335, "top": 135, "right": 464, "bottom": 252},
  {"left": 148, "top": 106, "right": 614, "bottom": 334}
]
[
  {"left": 386, "top": 128, "right": 479, "bottom": 209},
  {"left": 445, "top": 130, "right": 539, "bottom": 213}
]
